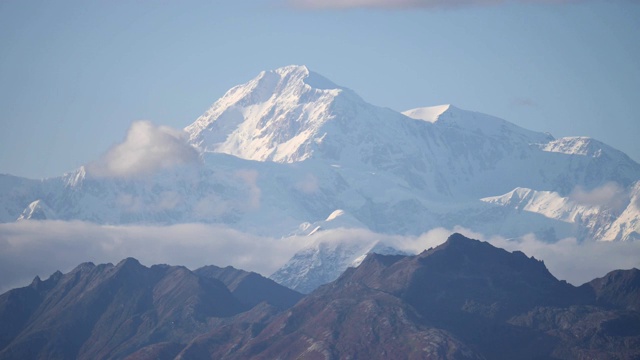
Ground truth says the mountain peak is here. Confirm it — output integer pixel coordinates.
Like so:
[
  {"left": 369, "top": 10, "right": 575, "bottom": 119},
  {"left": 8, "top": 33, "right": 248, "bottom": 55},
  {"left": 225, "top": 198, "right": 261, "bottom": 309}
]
[
  {"left": 274, "top": 64, "right": 309, "bottom": 75},
  {"left": 443, "top": 232, "right": 482, "bottom": 248},
  {"left": 185, "top": 65, "right": 359, "bottom": 162},
  {"left": 115, "top": 257, "right": 142, "bottom": 270},
  {"left": 270, "top": 65, "right": 341, "bottom": 90},
  {"left": 412, "top": 233, "right": 559, "bottom": 285}
]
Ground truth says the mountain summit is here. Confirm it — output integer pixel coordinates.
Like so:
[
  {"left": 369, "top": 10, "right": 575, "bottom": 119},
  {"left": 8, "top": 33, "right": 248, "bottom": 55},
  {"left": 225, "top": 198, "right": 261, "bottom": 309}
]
[{"left": 186, "top": 65, "right": 360, "bottom": 163}]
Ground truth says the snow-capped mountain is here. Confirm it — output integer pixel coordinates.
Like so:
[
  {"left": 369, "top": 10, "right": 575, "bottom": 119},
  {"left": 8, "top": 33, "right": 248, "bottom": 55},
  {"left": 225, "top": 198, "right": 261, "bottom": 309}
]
[
  {"left": 189, "top": 66, "right": 638, "bottom": 198},
  {"left": 2, "top": 65, "right": 639, "bottom": 291},
  {"left": 186, "top": 65, "right": 357, "bottom": 163}
]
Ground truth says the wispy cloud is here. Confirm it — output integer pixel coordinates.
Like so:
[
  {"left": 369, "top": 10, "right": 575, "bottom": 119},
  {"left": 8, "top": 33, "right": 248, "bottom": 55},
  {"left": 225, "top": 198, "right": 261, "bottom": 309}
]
[
  {"left": 490, "top": 234, "right": 640, "bottom": 285},
  {"left": 87, "top": 121, "right": 199, "bottom": 178},
  {"left": 287, "top": 0, "right": 580, "bottom": 10},
  {"left": 569, "top": 181, "right": 629, "bottom": 211}
]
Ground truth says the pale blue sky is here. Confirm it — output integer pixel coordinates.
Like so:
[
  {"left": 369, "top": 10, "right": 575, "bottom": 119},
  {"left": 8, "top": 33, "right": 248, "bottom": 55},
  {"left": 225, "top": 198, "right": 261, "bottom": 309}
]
[{"left": 1, "top": 0, "right": 639, "bottom": 179}]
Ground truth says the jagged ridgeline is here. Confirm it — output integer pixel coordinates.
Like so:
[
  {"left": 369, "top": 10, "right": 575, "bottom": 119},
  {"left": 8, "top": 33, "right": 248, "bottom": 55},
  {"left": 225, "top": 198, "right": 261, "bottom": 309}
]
[{"left": 1, "top": 234, "right": 638, "bottom": 359}]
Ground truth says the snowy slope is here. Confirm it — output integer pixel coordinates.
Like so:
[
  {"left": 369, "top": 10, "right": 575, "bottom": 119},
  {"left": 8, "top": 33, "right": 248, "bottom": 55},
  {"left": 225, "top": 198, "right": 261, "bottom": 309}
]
[
  {"left": 599, "top": 181, "right": 640, "bottom": 241},
  {"left": 481, "top": 188, "right": 613, "bottom": 241},
  {"left": 481, "top": 187, "right": 599, "bottom": 224},
  {"left": 0, "top": 174, "right": 43, "bottom": 222},
  {"left": 17, "top": 199, "right": 57, "bottom": 221}
]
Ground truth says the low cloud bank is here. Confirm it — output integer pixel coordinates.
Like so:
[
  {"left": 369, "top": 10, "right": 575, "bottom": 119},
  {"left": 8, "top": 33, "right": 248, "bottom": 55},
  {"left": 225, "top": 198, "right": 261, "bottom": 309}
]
[
  {"left": 0, "top": 221, "right": 306, "bottom": 293},
  {"left": 87, "top": 121, "right": 199, "bottom": 178},
  {"left": 288, "top": 0, "right": 585, "bottom": 10},
  {"left": 1, "top": 221, "right": 639, "bottom": 293}
]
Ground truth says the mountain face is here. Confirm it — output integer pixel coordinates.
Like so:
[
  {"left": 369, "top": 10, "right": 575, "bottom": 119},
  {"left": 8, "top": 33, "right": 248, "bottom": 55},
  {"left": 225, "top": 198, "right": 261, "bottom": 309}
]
[
  {"left": 3, "top": 234, "right": 636, "bottom": 359},
  {"left": 1, "top": 65, "right": 640, "bottom": 293},
  {"left": 585, "top": 268, "right": 640, "bottom": 311},
  {"left": 194, "top": 265, "right": 303, "bottom": 309},
  {"left": 0, "top": 259, "right": 302, "bottom": 360}
]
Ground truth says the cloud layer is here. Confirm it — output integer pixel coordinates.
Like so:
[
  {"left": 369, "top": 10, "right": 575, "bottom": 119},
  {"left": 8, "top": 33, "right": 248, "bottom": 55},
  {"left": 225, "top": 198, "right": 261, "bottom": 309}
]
[
  {"left": 0, "top": 220, "right": 305, "bottom": 293},
  {"left": 87, "top": 121, "right": 199, "bottom": 178},
  {"left": 288, "top": 0, "right": 578, "bottom": 10},
  {"left": 2, "top": 221, "right": 639, "bottom": 294}
]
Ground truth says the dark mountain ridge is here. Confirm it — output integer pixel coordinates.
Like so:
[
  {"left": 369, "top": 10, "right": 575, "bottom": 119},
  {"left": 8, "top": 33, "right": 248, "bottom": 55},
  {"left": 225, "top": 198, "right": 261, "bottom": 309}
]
[
  {"left": 583, "top": 267, "right": 640, "bottom": 311},
  {"left": 1, "top": 234, "right": 638, "bottom": 359},
  {"left": 0, "top": 259, "right": 301, "bottom": 360},
  {"left": 220, "top": 234, "right": 640, "bottom": 359}
]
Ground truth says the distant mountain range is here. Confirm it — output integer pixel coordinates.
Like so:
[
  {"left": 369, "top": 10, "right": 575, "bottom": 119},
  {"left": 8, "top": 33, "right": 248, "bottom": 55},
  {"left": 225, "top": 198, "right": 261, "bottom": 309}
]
[
  {"left": 1, "top": 234, "right": 638, "bottom": 359},
  {"left": 1, "top": 65, "right": 639, "bottom": 292}
]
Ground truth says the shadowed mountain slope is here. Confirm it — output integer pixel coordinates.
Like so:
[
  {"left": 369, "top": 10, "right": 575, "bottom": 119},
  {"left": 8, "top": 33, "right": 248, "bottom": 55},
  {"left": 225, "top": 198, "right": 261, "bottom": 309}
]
[
  {"left": 194, "top": 265, "right": 303, "bottom": 309},
  {"left": 584, "top": 268, "right": 640, "bottom": 311},
  {"left": 223, "top": 234, "right": 640, "bottom": 359},
  {"left": 0, "top": 259, "right": 299, "bottom": 360}
]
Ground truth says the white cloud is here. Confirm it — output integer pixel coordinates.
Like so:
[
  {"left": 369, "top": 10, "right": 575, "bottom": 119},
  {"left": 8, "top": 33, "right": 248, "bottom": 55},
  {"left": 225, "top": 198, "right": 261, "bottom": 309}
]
[
  {"left": 288, "top": 0, "right": 579, "bottom": 10},
  {"left": 569, "top": 181, "right": 629, "bottom": 211},
  {"left": 1, "top": 221, "right": 638, "bottom": 294},
  {"left": 87, "top": 121, "right": 199, "bottom": 178}
]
